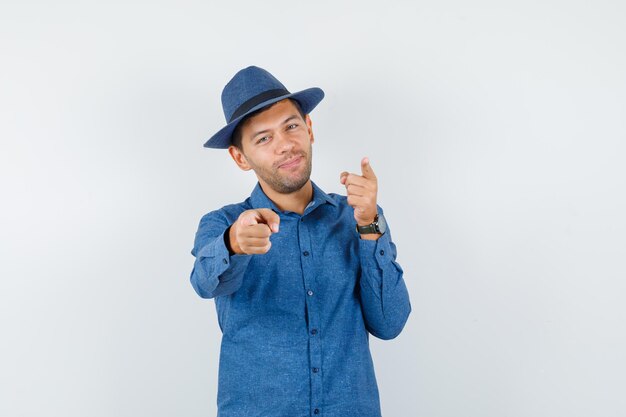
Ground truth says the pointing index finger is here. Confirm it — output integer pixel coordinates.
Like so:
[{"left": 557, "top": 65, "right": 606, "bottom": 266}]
[{"left": 361, "top": 157, "right": 377, "bottom": 179}]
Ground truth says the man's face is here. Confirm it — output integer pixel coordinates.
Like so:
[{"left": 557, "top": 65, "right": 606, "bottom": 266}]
[{"left": 228, "top": 99, "right": 315, "bottom": 194}]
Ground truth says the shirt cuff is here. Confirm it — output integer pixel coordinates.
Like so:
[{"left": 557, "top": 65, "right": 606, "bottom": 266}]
[
  {"left": 196, "top": 227, "right": 251, "bottom": 281},
  {"left": 358, "top": 231, "right": 393, "bottom": 270}
]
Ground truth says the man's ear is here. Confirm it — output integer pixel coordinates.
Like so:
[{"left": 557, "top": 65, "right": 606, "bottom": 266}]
[
  {"left": 305, "top": 114, "right": 314, "bottom": 145},
  {"left": 228, "top": 145, "right": 252, "bottom": 171}
]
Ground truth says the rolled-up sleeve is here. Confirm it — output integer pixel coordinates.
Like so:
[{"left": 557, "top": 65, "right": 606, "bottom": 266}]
[
  {"left": 190, "top": 211, "right": 252, "bottom": 299},
  {"left": 357, "top": 207, "right": 412, "bottom": 340}
]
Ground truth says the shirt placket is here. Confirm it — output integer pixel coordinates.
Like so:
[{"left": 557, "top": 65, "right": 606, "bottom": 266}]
[{"left": 298, "top": 216, "right": 323, "bottom": 417}]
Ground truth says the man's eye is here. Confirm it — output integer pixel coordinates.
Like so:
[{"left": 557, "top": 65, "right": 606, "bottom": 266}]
[
  {"left": 287, "top": 124, "right": 298, "bottom": 129},
  {"left": 256, "top": 136, "right": 269, "bottom": 144}
]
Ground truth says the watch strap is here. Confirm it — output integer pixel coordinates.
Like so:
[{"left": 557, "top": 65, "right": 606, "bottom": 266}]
[{"left": 356, "top": 214, "right": 380, "bottom": 234}]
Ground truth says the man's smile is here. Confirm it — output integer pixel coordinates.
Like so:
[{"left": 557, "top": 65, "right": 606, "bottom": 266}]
[{"left": 278, "top": 155, "right": 303, "bottom": 170}]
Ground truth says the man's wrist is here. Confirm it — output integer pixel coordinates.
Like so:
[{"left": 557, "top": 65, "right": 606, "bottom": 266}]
[
  {"left": 356, "top": 216, "right": 377, "bottom": 227},
  {"left": 224, "top": 225, "right": 235, "bottom": 255},
  {"left": 225, "top": 224, "right": 244, "bottom": 256}
]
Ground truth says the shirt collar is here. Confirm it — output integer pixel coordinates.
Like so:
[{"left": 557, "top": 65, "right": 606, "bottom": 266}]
[{"left": 249, "top": 180, "right": 337, "bottom": 214}]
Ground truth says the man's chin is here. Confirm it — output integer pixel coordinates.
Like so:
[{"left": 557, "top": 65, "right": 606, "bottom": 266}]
[{"left": 273, "top": 175, "right": 310, "bottom": 194}]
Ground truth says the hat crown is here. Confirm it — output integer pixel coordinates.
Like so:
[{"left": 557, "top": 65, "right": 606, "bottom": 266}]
[
  {"left": 221, "top": 66, "right": 288, "bottom": 122},
  {"left": 203, "top": 65, "right": 323, "bottom": 149}
]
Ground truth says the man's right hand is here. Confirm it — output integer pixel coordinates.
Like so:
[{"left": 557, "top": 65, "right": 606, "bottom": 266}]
[{"left": 228, "top": 209, "right": 280, "bottom": 255}]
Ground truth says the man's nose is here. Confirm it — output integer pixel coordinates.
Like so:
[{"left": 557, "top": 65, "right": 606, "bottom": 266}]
[{"left": 274, "top": 130, "right": 295, "bottom": 153}]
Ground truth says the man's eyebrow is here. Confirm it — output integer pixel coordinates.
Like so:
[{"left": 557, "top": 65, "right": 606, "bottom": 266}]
[{"left": 249, "top": 115, "right": 301, "bottom": 141}]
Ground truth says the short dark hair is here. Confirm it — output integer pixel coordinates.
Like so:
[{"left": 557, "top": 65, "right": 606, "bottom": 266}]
[{"left": 230, "top": 98, "right": 306, "bottom": 152}]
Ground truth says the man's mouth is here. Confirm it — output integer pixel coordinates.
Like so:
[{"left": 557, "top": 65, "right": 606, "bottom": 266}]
[{"left": 278, "top": 155, "right": 303, "bottom": 169}]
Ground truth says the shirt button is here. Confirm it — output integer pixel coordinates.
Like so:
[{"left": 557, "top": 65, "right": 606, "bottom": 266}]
[
  {"left": 307, "top": 290, "right": 314, "bottom": 296},
  {"left": 303, "top": 250, "right": 309, "bottom": 256},
  {"left": 222, "top": 258, "right": 228, "bottom": 264},
  {"left": 379, "top": 250, "right": 385, "bottom": 255},
  {"left": 311, "top": 329, "right": 317, "bottom": 335},
  {"left": 312, "top": 367, "right": 319, "bottom": 373},
  {"left": 314, "top": 409, "right": 320, "bottom": 414}
]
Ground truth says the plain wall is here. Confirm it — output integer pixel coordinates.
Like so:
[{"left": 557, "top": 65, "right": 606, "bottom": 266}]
[{"left": 1, "top": 1, "right": 625, "bottom": 416}]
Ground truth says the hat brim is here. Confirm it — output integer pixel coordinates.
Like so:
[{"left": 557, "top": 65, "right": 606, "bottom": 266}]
[{"left": 203, "top": 87, "right": 324, "bottom": 149}]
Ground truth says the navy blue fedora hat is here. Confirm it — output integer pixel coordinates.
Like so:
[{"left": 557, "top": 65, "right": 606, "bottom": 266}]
[{"left": 203, "top": 66, "right": 324, "bottom": 149}]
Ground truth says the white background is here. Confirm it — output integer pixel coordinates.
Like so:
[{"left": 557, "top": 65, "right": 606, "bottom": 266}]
[{"left": 1, "top": 1, "right": 625, "bottom": 416}]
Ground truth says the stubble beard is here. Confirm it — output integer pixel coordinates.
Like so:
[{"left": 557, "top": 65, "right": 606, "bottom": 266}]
[{"left": 247, "top": 146, "right": 313, "bottom": 194}]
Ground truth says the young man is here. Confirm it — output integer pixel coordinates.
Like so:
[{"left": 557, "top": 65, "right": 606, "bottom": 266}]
[{"left": 190, "top": 66, "right": 411, "bottom": 417}]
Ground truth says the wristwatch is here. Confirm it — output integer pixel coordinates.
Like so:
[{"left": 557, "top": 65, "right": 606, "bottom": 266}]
[{"left": 356, "top": 213, "right": 387, "bottom": 235}]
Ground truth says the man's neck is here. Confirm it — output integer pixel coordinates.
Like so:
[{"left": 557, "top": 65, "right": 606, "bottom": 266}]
[{"left": 260, "top": 180, "right": 313, "bottom": 215}]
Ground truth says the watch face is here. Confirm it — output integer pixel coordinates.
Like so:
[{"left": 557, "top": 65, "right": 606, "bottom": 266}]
[{"left": 376, "top": 214, "right": 387, "bottom": 234}]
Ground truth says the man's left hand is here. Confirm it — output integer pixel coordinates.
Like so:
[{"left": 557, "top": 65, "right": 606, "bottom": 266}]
[{"left": 340, "top": 157, "right": 379, "bottom": 226}]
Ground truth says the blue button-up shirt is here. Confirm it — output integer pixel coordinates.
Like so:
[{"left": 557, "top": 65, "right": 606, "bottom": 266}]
[{"left": 189, "top": 180, "right": 411, "bottom": 417}]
